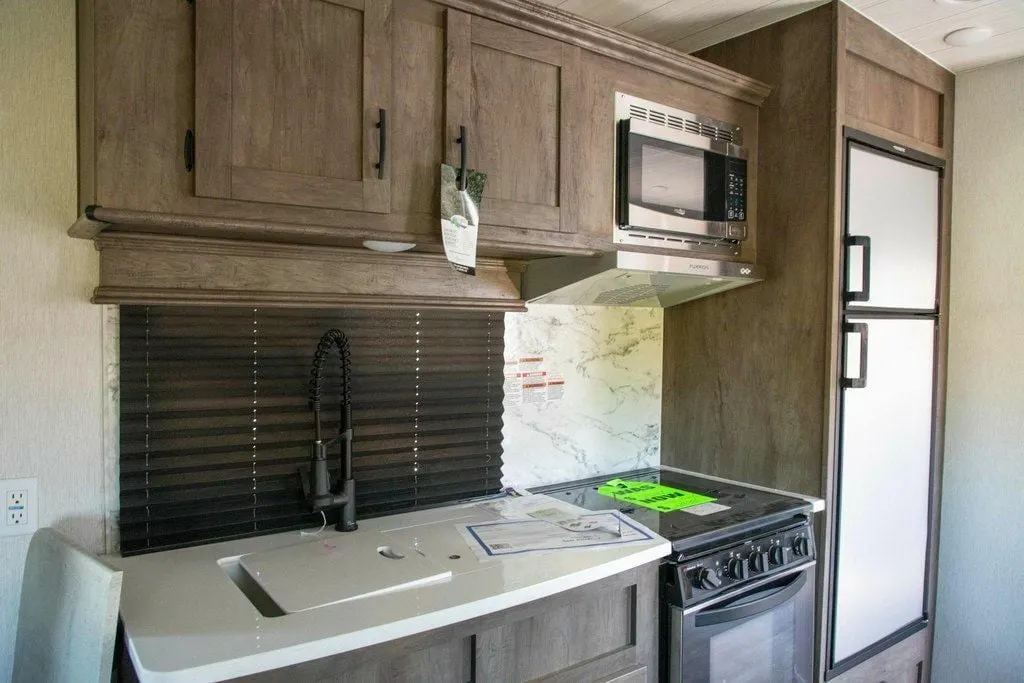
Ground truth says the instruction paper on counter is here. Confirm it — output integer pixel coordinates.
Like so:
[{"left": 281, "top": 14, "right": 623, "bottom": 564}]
[{"left": 457, "top": 494, "right": 658, "bottom": 559}]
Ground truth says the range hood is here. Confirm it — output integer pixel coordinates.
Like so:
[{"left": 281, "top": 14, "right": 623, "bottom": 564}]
[{"left": 521, "top": 251, "right": 764, "bottom": 308}]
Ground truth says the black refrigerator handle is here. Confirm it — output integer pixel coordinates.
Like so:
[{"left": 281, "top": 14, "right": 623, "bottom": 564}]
[
  {"left": 845, "top": 235, "right": 872, "bottom": 303},
  {"left": 842, "top": 322, "right": 869, "bottom": 389}
]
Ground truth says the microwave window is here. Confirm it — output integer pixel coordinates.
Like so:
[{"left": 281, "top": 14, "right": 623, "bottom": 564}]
[{"left": 640, "top": 143, "right": 705, "bottom": 212}]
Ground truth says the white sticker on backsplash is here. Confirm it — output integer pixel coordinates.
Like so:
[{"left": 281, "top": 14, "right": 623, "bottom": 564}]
[{"left": 501, "top": 305, "right": 664, "bottom": 489}]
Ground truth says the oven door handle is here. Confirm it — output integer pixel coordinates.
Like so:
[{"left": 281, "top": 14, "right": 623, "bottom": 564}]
[{"left": 694, "top": 570, "right": 807, "bottom": 627}]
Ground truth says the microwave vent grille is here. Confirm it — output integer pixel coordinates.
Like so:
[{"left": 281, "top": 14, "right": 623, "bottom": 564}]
[{"left": 627, "top": 103, "right": 738, "bottom": 144}]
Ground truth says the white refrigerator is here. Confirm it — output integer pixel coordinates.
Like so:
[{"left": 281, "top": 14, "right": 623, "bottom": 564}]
[{"left": 829, "top": 134, "right": 943, "bottom": 672}]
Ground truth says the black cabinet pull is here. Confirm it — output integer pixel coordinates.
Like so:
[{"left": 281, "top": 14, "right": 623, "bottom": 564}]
[
  {"left": 375, "top": 109, "right": 387, "bottom": 180},
  {"left": 456, "top": 125, "right": 468, "bottom": 191},
  {"left": 184, "top": 129, "right": 195, "bottom": 172},
  {"left": 842, "top": 322, "right": 869, "bottom": 389},
  {"left": 845, "top": 235, "right": 872, "bottom": 303}
]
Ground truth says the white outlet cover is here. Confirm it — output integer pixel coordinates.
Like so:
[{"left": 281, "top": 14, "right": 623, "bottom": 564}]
[{"left": 1, "top": 478, "right": 38, "bottom": 537}]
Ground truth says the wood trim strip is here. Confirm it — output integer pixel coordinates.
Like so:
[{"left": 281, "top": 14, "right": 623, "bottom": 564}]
[
  {"left": 77, "top": 0, "right": 96, "bottom": 211},
  {"left": 436, "top": 0, "right": 770, "bottom": 105},
  {"left": 843, "top": 114, "right": 946, "bottom": 161},
  {"left": 194, "top": 0, "right": 234, "bottom": 199},
  {"left": 362, "top": 0, "right": 392, "bottom": 212},
  {"left": 445, "top": 10, "right": 472, "bottom": 170},
  {"left": 71, "top": 206, "right": 605, "bottom": 257},
  {"left": 93, "top": 288, "right": 526, "bottom": 311},
  {"left": 559, "top": 43, "right": 581, "bottom": 234},
  {"left": 93, "top": 230, "right": 511, "bottom": 268}
]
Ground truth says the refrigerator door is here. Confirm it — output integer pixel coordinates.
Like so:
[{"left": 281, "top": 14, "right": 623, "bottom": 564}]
[
  {"left": 832, "top": 316, "right": 935, "bottom": 666},
  {"left": 845, "top": 144, "right": 940, "bottom": 311}
]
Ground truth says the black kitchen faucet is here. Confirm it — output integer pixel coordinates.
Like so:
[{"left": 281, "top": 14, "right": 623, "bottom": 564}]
[{"left": 300, "top": 328, "right": 358, "bottom": 532}]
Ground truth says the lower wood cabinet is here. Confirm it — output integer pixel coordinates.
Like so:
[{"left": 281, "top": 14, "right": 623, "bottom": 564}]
[
  {"left": 122, "top": 562, "right": 659, "bottom": 683},
  {"left": 828, "top": 628, "right": 928, "bottom": 683}
]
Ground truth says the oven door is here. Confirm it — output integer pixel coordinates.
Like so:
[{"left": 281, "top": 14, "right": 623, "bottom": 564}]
[
  {"left": 617, "top": 118, "right": 746, "bottom": 241},
  {"left": 668, "top": 562, "right": 816, "bottom": 683}
]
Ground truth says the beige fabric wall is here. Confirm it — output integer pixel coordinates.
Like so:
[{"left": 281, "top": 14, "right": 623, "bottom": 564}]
[
  {"left": 0, "top": 0, "right": 106, "bottom": 679},
  {"left": 932, "top": 57, "right": 1024, "bottom": 683}
]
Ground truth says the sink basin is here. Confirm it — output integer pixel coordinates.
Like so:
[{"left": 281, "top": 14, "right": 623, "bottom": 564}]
[{"left": 224, "top": 531, "right": 452, "bottom": 615}]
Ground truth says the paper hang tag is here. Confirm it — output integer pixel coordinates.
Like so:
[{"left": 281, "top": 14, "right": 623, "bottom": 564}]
[{"left": 440, "top": 164, "right": 486, "bottom": 276}]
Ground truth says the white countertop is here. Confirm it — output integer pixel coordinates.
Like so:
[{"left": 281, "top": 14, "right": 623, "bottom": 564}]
[{"left": 112, "top": 498, "right": 670, "bottom": 683}]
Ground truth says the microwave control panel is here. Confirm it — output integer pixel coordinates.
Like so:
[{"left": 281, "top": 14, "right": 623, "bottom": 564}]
[{"left": 726, "top": 158, "right": 747, "bottom": 222}]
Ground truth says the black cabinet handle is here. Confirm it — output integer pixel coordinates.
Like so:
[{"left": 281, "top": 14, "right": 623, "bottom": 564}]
[
  {"left": 375, "top": 109, "right": 387, "bottom": 180},
  {"left": 184, "top": 129, "right": 195, "bottom": 172},
  {"left": 842, "top": 322, "right": 869, "bottom": 389},
  {"left": 845, "top": 235, "right": 872, "bottom": 303},
  {"left": 456, "top": 125, "right": 468, "bottom": 191}
]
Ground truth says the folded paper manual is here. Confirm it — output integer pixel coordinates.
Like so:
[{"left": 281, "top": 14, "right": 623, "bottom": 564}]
[{"left": 457, "top": 511, "right": 656, "bottom": 559}]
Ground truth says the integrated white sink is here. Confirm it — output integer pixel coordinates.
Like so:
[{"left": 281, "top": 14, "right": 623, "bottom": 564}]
[{"left": 221, "top": 530, "right": 453, "bottom": 615}]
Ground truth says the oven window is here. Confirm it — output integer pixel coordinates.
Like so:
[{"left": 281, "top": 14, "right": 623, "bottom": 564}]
[
  {"left": 639, "top": 143, "right": 705, "bottom": 212},
  {"left": 709, "top": 603, "right": 796, "bottom": 683}
]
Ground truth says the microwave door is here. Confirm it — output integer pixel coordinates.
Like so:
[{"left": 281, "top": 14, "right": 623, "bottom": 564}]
[{"left": 624, "top": 132, "right": 715, "bottom": 239}]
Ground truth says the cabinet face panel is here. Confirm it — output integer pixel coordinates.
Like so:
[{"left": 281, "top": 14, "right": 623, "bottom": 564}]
[
  {"left": 475, "top": 583, "right": 635, "bottom": 681},
  {"left": 195, "top": 0, "right": 391, "bottom": 212},
  {"left": 445, "top": 12, "right": 579, "bottom": 233}
]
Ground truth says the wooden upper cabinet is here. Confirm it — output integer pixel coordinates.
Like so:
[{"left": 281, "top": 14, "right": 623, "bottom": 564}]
[
  {"left": 444, "top": 11, "right": 580, "bottom": 234},
  {"left": 194, "top": 0, "right": 392, "bottom": 213}
]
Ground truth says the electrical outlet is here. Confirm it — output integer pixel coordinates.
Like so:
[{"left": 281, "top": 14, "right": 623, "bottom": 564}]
[{"left": 1, "top": 478, "right": 37, "bottom": 537}]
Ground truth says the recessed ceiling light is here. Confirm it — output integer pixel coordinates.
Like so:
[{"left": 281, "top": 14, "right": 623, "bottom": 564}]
[{"left": 943, "top": 26, "right": 993, "bottom": 47}]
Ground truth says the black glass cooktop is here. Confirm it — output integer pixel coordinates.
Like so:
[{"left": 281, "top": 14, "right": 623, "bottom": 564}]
[{"left": 534, "top": 467, "right": 810, "bottom": 553}]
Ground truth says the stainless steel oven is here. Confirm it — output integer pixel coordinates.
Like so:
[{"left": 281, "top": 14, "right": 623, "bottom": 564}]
[
  {"left": 615, "top": 93, "right": 748, "bottom": 257},
  {"left": 663, "top": 517, "right": 817, "bottom": 683}
]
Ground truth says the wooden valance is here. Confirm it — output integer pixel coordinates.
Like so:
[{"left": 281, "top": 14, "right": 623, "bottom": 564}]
[{"left": 92, "top": 232, "right": 526, "bottom": 312}]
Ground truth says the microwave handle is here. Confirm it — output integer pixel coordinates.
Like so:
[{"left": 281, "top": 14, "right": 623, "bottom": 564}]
[
  {"left": 616, "top": 119, "right": 631, "bottom": 227},
  {"left": 845, "top": 235, "right": 872, "bottom": 303},
  {"left": 694, "top": 570, "right": 807, "bottom": 627}
]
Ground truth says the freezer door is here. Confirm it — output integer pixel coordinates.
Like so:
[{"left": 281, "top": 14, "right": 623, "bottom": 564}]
[
  {"left": 845, "top": 144, "right": 940, "bottom": 311},
  {"left": 832, "top": 317, "right": 935, "bottom": 666}
]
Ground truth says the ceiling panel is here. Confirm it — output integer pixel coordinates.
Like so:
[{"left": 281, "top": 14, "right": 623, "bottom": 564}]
[{"left": 538, "top": 0, "right": 1024, "bottom": 72}]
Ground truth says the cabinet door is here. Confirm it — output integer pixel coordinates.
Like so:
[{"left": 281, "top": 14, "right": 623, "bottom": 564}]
[
  {"left": 195, "top": 0, "right": 391, "bottom": 212},
  {"left": 445, "top": 11, "right": 579, "bottom": 233},
  {"left": 832, "top": 317, "right": 935, "bottom": 666}
]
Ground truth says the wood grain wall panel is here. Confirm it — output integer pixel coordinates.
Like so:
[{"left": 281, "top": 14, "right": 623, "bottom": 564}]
[
  {"left": 664, "top": 5, "right": 835, "bottom": 496},
  {"left": 844, "top": 54, "right": 942, "bottom": 148}
]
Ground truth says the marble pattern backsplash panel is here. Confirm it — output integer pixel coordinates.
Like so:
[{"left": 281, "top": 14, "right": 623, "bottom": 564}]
[{"left": 501, "top": 305, "right": 664, "bottom": 488}]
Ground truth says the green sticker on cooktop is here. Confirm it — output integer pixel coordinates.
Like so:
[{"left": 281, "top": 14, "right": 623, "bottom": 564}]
[{"left": 597, "top": 478, "right": 717, "bottom": 513}]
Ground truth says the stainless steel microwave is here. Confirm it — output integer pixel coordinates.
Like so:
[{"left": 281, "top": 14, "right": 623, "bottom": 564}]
[{"left": 615, "top": 93, "right": 748, "bottom": 257}]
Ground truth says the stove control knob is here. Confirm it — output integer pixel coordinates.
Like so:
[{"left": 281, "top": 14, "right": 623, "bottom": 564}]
[
  {"left": 694, "top": 567, "right": 722, "bottom": 590},
  {"left": 728, "top": 558, "right": 749, "bottom": 580},
  {"left": 793, "top": 536, "right": 810, "bottom": 557},
  {"left": 749, "top": 551, "right": 770, "bottom": 573},
  {"left": 769, "top": 545, "right": 791, "bottom": 566}
]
